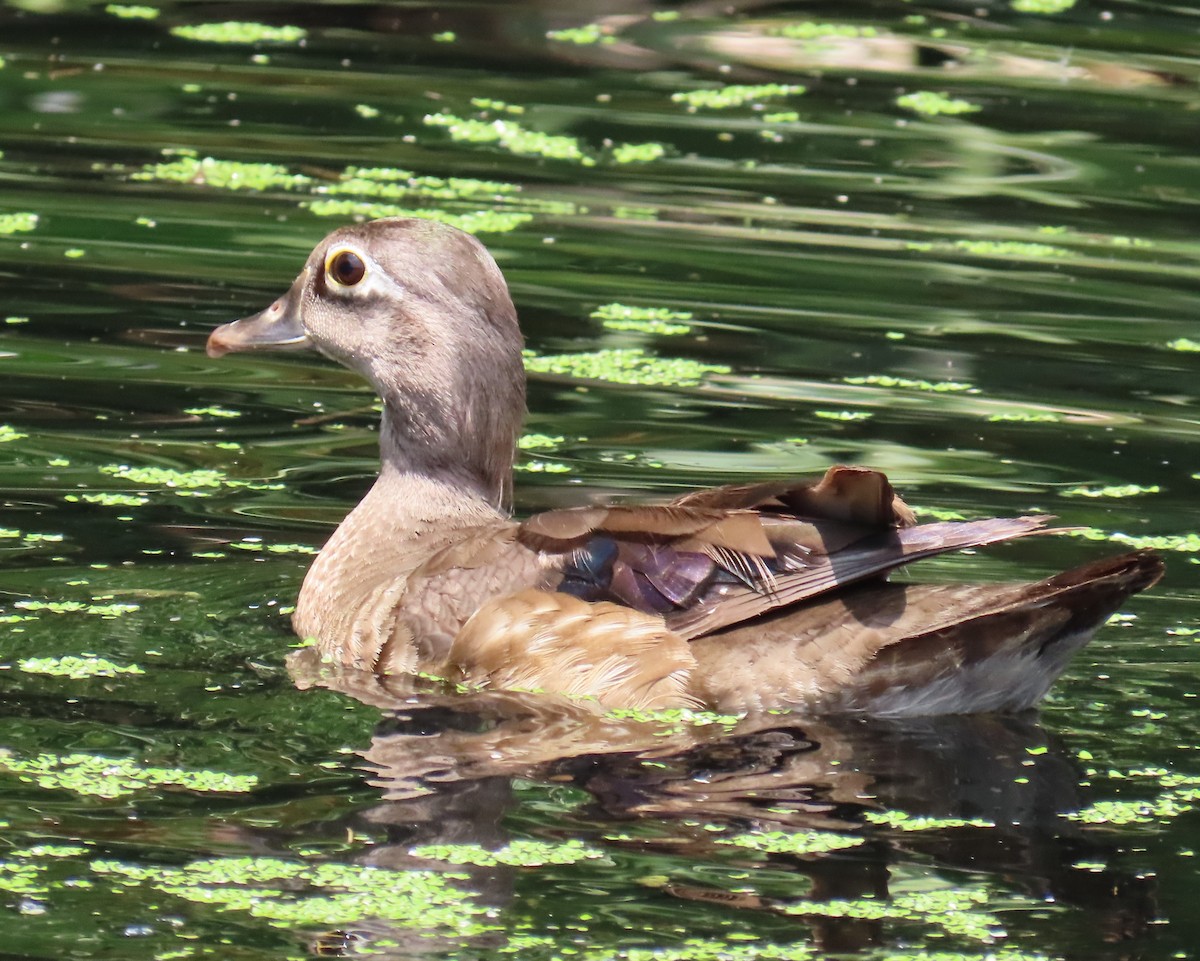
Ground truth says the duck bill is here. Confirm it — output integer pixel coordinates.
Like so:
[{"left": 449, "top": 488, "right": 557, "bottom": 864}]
[{"left": 206, "top": 278, "right": 313, "bottom": 358}]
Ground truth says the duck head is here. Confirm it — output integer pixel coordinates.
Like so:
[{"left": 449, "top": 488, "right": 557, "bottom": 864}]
[{"left": 207, "top": 217, "right": 526, "bottom": 510}]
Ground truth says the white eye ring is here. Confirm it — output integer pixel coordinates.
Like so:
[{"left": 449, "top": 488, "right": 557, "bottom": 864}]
[{"left": 325, "top": 248, "right": 368, "bottom": 287}]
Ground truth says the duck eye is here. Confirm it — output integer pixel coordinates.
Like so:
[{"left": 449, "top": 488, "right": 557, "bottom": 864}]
[{"left": 326, "top": 249, "right": 366, "bottom": 287}]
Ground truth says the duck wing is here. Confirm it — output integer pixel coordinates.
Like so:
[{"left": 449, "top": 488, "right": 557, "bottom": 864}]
[{"left": 518, "top": 465, "right": 1053, "bottom": 639}]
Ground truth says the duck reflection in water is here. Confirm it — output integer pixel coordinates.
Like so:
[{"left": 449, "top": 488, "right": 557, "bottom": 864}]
[{"left": 284, "top": 656, "right": 1158, "bottom": 959}]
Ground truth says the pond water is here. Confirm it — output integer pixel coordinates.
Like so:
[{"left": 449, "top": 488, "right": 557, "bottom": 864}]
[{"left": 1, "top": 0, "right": 1198, "bottom": 958}]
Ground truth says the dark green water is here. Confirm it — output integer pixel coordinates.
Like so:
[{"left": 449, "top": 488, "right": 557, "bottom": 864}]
[{"left": 1, "top": 1, "right": 1198, "bottom": 958}]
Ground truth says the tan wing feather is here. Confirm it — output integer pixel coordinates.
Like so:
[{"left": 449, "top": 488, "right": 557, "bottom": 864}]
[{"left": 444, "top": 589, "right": 698, "bottom": 710}]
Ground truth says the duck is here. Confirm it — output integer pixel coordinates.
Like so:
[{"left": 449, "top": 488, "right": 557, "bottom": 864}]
[{"left": 206, "top": 217, "right": 1163, "bottom": 716}]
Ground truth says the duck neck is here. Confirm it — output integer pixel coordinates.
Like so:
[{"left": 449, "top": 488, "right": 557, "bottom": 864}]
[
  {"left": 293, "top": 410, "right": 509, "bottom": 647},
  {"left": 375, "top": 400, "right": 515, "bottom": 520}
]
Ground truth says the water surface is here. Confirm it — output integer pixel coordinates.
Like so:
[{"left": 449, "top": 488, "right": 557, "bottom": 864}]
[{"left": 0, "top": 1, "right": 1198, "bottom": 959}]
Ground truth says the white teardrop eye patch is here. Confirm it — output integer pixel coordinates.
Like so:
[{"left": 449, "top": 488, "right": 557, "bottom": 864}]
[{"left": 325, "top": 248, "right": 367, "bottom": 287}]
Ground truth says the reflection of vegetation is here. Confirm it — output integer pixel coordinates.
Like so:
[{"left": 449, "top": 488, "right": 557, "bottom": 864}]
[
  {"left": 524, "top": 348, "right": 729, "bottom": 387},
  {"left": 170, "top": 22, "right": 306, "bottom": 44}
]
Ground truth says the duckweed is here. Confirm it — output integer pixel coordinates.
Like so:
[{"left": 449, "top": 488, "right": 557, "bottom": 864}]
[
  {"left": 15, "top": 599, "right": 139, "bottom": 617},
  {"left": 65, "top": 493, "right": 149, "bottom": 507},
  {"left": 986, "top": 411, "right": 1063, "bottom": 422},
  {"left": 1064, "top": 793, "right": 1196, "bottom": 826},
  {"left": 604, "top": 707, "right": 742, "bottom": 728},
  {"left": 0, "top": 861, "right": 45, "bottom": 896},
  {"left": 611, "top": 142, "right": 668, "bottom": 164},
  {"left": 896, "top": 91, "right": 982, "bottom": 117},
  {"left": 105, "top": 4, "right": 159, "bottom": 18},
  {"left": 424, "top": 113, "right": 593, "bottom": 164},
  {"left": 1167, "top": 337, "right": 1200, "bottom": 352},
  {"left": 1065, "top": 528, "right": 1200, "bottom": 552},
  {"left": 305, "top": 199, "right": 533, "bottom": 234},
  {"left": 99, "top": 463, "right": 283, "bottom": 492},
  {"left": 844, "top": 374, "right": 975, "bottom": 393},
  {"left": 1061, "top": 484, "right": 1160, "bottom": 499},
  {"left": 412, "top": 839, "right": 605, "bottom": 866},
  {"left": 672, "top": 84, "right": 806, "bottom": 110},
  {"left": 770, "top": 22, "right": 879, "bottom": 39},
  {"left": 914, "top": 506, "right": 969, "bottom": 521},
  {"left": 131, "top": 156, "right": 312, "bottom": 191},
  {"left": 170, "top": 22, "right": 307, "bottom": 44},
  {"left": 524, "top": 348, "right": 728, "bottom": 387},
  {"left": 0, "top": 213, "right": 37, "bottom": 234},
  {"left": 1012, "top": 0, "right": 1077, "bottom": 12},
  {"left": 18, "top": 656, "right": 145, "bottom": 679},
  {"left": 716, "top": 830, "right": 864, "bottom": 855},
  {"left": 546, "top": 23, "right": 613, "bottom": 45},
  {"left": 864, "top": 810, "right": 994, "bottom": 831},
  {"left": 184, "top": 405, "right": 241, "bottom": 418},
  {"left": 813, "top": 410, "right": 872, "bottom": 421},
  {"left": 518, "top": 433, "right": 565, "bottom": 450},
  {"left": 593, "top": 303, "right": 693, "bottom": 335},
  {"left": 515, "top": 459, "right": 571, "bottom": 473},
  {"left": 230, "top": 540, "right": 317, "bottom": 555},
  {"left": 0, "top": 424, "right": 27, "bottom": 442},
  {"left": 0, "top": 753, "right": 257, "bottom": 798},
  {"left": 323, "top": 169, "right": 521, "bottom": 203},
  {"left": 94, "top": 856, "right": 479, "bottom": 929},
  {"left": 953, "top": 240, "right": 1071, "bottom": 258},
  {"left": 785, "top": 887, "right": 1002, "bottom": 943}
]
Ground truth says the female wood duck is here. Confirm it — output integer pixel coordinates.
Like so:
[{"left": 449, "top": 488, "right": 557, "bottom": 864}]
[{"left": 206, "top": 217, "right": 1162, "bottom": 716}]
